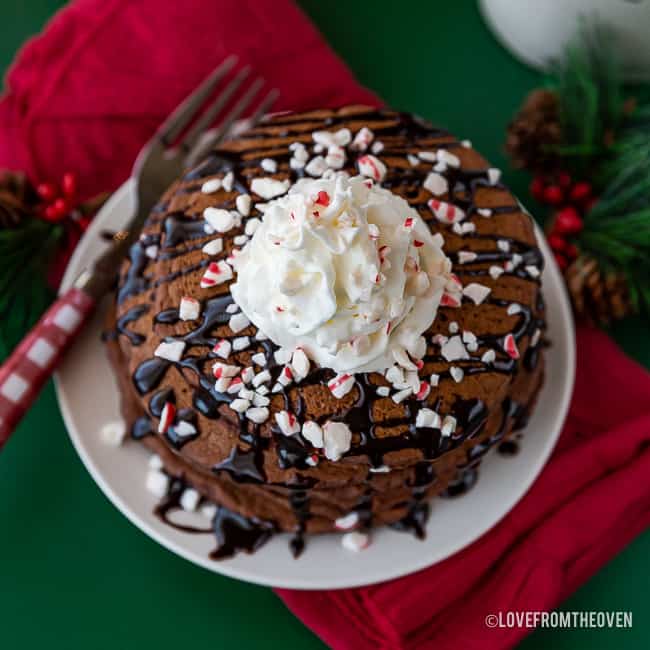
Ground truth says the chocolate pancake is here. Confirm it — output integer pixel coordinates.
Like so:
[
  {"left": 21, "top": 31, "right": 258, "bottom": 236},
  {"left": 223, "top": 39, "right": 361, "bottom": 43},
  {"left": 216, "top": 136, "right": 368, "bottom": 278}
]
[{"left": 105, "top": 105, "right": 546, "bottom": 556}]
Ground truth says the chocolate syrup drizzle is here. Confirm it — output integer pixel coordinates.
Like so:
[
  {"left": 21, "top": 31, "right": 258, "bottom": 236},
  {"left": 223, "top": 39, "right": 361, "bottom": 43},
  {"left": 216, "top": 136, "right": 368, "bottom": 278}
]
[{"left": 113, "top": 108, "right": 547, "bottom": 557}]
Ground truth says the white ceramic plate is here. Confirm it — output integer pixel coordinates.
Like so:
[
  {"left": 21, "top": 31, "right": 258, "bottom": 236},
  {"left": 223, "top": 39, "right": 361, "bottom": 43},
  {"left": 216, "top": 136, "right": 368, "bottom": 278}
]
[{"left": 55, "top": 179, "right": 575, "bottom": 590}]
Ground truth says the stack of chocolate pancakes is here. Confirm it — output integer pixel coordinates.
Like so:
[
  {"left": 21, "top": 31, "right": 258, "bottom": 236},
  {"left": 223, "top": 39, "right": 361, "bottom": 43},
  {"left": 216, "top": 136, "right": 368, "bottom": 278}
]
[{"left": 106, "top": 105, "right": 546, "bottom": 556}]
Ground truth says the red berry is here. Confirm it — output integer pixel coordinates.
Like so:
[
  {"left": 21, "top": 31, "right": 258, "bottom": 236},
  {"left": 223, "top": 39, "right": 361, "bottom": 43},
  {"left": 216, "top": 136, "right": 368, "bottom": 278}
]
[
  {"left": 543, "top": 185, "right": 564, "bottom": 205},
  {"left": 76, "top": 216, "right": 91, "bottom": 231},
  {"left": 569, "top": 181, "right": 591, "bottom": 204},
  {"left": 547, "top": 233, "right": 567, "bottom": 252},
  {"left": 61, "top": 172, "right": 77, "bottom": 198},
  {"left": 554, "top": 252, "right": 568, "bottom": 271},
  {"left": 36, "top": 182, "right": 58, "bottom": 202},
  {"left": 530, "top": 176, "right": 546, "bottom": 201},
  {"left": 557, "top": 171, "right": 572, "bottom": 188},
  {"left": 554, "top": 206, "right": 583, "bottom": 235},
  {"left": 564, "top": 243, "right": 579, "bottom": 260},
  {"left": 43, "top": 197, "right": 70, "bottom": 222}
]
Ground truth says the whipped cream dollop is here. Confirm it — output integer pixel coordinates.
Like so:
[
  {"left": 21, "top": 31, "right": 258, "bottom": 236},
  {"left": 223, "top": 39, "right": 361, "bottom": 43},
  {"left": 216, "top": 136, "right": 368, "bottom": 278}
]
[{"left": 231, "top": 174, "right": 452, "bottom": 373}]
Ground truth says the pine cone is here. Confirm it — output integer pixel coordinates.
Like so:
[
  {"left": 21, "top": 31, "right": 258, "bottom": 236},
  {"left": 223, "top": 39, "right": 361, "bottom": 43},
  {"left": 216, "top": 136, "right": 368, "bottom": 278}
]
[
  {"left": 565, "top": 255, "right": 633, "bottom": 325},
  {"left": 505, "top": 89, "right": 562, "bottom": 173},
  {"left": 0, "top": 170, "right": 38, "bottom": 228}
]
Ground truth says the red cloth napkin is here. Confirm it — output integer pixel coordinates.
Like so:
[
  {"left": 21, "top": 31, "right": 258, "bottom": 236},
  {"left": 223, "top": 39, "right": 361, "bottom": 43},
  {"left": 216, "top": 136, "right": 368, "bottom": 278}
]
[{"left": 2, "top": 2, "right": 649, "bottom": 648}]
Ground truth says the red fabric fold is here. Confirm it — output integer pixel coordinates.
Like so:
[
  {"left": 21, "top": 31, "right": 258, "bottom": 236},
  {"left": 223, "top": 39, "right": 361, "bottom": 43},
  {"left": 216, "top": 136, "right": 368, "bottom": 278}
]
[{"left": 1, "top": 2, "right": 648, "bottom": 648}]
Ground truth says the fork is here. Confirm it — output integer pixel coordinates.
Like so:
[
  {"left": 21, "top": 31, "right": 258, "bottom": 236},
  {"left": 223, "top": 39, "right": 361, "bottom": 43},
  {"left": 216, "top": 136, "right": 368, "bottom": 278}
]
[{"left": 0, "top": 56, "right": 278, "bottom": 448}]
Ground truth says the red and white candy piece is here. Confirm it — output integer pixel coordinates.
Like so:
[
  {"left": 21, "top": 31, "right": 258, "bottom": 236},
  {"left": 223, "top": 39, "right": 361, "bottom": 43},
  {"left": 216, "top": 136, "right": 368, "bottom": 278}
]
[
  {"left": 251, "top": 177, "right": 290, "bottom": 200},
  {"left": 342, "top": 531, "right": 370, "bottom": 552},
  {"left": 302, "top": 421, "right": 324, "bottom": 448},
  {"left": 154, "top": 340, "right": 186, "bottom": 362},
  {"left": 202, "top": 238, "right": 223, "bottom": 256},
  {"left": 450, "top": 366, "right": 464, "bottom": 383},
  {"left": 462, "top": 282, "right": 491, "bottom": 305},
  {"left": 203, "top": 207, "right": 238, "bottom": 233},
  {"left": 230, "top": 398, "right": 250, "bottom": 414},
  {"left": 327, "top": 373, "right": 355, "bottom": 399},
  {"left": 357, "top": 155, "right": 387, "bottom": 182},
  {"left": 277, "top": 365, "right": 294, "bottom": 388},
  {"left": 427, "top": 199, "right": 466, "bottom": 224},
  {"left": 158, "top": 402, "right": 176, "bottom": 434},
  {"left": 179, "top": 296, "right": 200, "bottom": 321},
  {"left": 423, "top": 172, "right": 448, "bottom": 196},
  {"left": 275, "top": 410, "right": 300, "bottom": 436},
  {"left": 441, "top": 415, "right": 457, "bottom": 436},
  {"left": 200, "top": 261, "right": 233, "bottom": 288},
  {"left": 350, "top": 127, "right": 374, "bottom": 151},
  {"left": 415, "top": 408, "right": 441, "bottom": 429},
  {"left": 322, "top": 421, "right": 352, "bottom": 461},
  {"left": 212, "top": 339, "right": 232, "bottom": 359},
  {"left": 291, "top": 348, "right": 310, "bottom": 382},
  {"left": 228, "top": 312, "right": 250, "bottom": 333},
  {"left": 335, "top": 512, "right": 360, "bottom": 530},
  {"left": 245, "top": 407, "right": 269, "bottom": 423},
  {"left": 502, "top": 333, "right": 520, "bottom": 359},
  {"left": 415, "top": 381, "right": 431, "bottom": 401}
]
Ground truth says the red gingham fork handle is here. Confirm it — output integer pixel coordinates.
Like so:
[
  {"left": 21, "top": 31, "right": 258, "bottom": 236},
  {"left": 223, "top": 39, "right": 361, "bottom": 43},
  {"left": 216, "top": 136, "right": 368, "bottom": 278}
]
[{"left": 0, "top": 287, "right": 95, "bottom": 449}]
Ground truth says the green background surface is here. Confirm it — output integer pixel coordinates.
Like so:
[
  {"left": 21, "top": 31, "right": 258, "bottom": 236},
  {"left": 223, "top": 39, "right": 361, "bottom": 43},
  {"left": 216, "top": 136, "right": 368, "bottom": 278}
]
[{"left": 1, "top": 2, "right": 648, "bottom": 649}]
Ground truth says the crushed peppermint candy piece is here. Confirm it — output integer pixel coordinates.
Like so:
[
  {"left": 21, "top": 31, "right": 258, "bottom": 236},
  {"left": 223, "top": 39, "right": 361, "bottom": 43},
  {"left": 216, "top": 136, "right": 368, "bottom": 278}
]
[
  {"left": 204, "top": 207, "right": 237, "bottom": 233},
  {"left": 145, "top": 245, "right": 158, "bottom": 259},
  {"left": 212, "top": 362, "right": 240, "bottom": 379},
  {"left": 213, "top": 339, "right": 232, "bottom": 359},
  {"left": 526, "top": 265, "right": 541, "bottom": 278},
  {"left": 433, "top": 160, "right": 447, "bottom": 173},
  {"left": 146, "top": 470, "right": 170, "bottom": 498},
  {"left": 342, "top": 531, "right": 370, "bottom": 552},
  {"left": 226, "top": 378, "right": 244, "bottom": 394},
  {"left": 418, "top": 151, "right": 437, "bottom": 162},
  {"left": 201, "top": 178, "right": 222, "bottom": 194},
  {"left": 335, "top": 512, "right": 360, "bottom": 530},
  {"left": 200, "top": 261, "right": 233, "bottom": 288},
  {"left": 251, "top": 177, "right": 290, "bottom": 199},
  {"left": 376, "top": 386, "right": 390, "bottom": 397},
  {"left": 275, "top": 410, "right": 300, "bottom": 436},
  {"left": 148, "top": 454, "right": 163, "bottom": 470},
  {"left": 200, "top": 503, "right": 217, "bottom": 520},
  {"left": 251, "top": 352, "right": 266, "bottom": 366},
  {"left": 260, "top": 158, "right": 277, "bottom": 173},
  {"left": 226, "top": 303, "right": 240, "bottom": 314},
  {"left": 449, "top": 321, "right": 459, "bottom": 334},
  {"left": 291, "top": 348, "right": 310, "bottom": 382},
  {"left": 458, "top": 251, "right": 477, "bottom": 264},
  {"left": 323, "top": 421, "right": 352, "bottom": 461},
  {"left": 229, "top": 398, "right": 249, "bottom": 413},
  {"left": 481, "top": 349, "right": 496, "bottom": 364},
  {"left": 252, "top": 370, "right": 271, "bottom": 387},
  {"left": 428, "top": 198, "right": 466, "bottom": 224},
  {"left": 531, "top": 329, "right": 542, "bottom": 347},
  {"left": 180, "top": 488, "right": 200, "bottom": 512},
  {"left": 450, "top": 366, "right": 464, "bottom": 383},
  {"left": 430, "top": 373, "right": 440, "bottom": 386},
  {"left": 423, "top": 171, "right": 448, "bottom": 196},
  {"left": 489, "top": 265, "right": 505, "bottom": 279},
  {"left": 441, "top": 335, "right": 469, "bottom": 362},
  {"left": 245, "top": 407, "right": 269, "bottom": 423},
  {"left": 461, "top": 139, "right": 472, "bottom": 148},
  {"left": 325, "top": 145, "right": 346, "bottom": 169},
  {"left": 305, "top": 156, "right": 328, "bottom": 177},
  {"left": 415, "top": 381, "right": 431, "bottom": 401},
  {"left": 507, "top": 303, "right": 522, "bottom": 316},
  {"left": 477, "top": 208, "right": 492, "bottom": 217},
  {"left": 233, "top": 234, "right": 248, "bottom": 246},
  {"left": 277, "top": 365, "right": 294, "bottom": 387},
  {"left": 503, "top": 333, "right": 520, "bottom": 359},
  {"left": 392, "top": 387, "right": 412, "bottom": 404},
  {"left": 357, "top": 155, "right": 387, "bottom": 182},
  {"left": 393, "top": 346, "right": 418, "bottom": 371},
  {"left": 328, "top": 373, "right": 355, "bottom": 399},
  {"left": 416, "top": 408, "right": 441, "bottom": 429},
  {"left": 154, "top": 340, "right": 185, "bottom": 362},
  {"left": 385, "top": 364, "right": 404, "bottom": 387},
  {"left": 461, "top": 222, "right": 476, "bottom": 234},
  {"left": 229, "top": 312, "right": 250, "bottom": 333},
  {"left": 202, "top": 238, "right": 223, "bottom": 255},
  {"left": 441, "top": 415, "right": 457, "bottom": 436},
  {"left": 252, "top": 393, "right": 270, "bottom": 407},
  {"left": 179, "top": 296, "right": 200, "bottom": 321},
  {"left": 241, "top": 367, "right": 255, "bottom": 384},
  {"left": 370, "top": 141, "right": 384, "bottom": 154},
  {"left": 437, "top": 149, "right": 460, "bottom": 168},
  {"left": 407, "top": 154, "right": 420, "bottom": 166},
  {"left": 232, "top": 336, "right": 250, "bottom": 351},
  {"left": 497, "top": 239, "right": 510, "bottom": 252},
  {"left": 350, "top": 127, "right": 374, "bottom": 151},
  {"left": 312, "top": 128, "right": 351, "bottom": 147},
  {"left": 302, "top": 421, "right": 323, "bottom": 448},
  {"left": 369, "top": 465, "right": 390, "bottom": 473},
  {"left": 487, "top": 168, "right": 501, "bottom": 185},
  {"left": 236, "top": 193, "right": 251, "bottom": 216},
  {"left": 214, "top": 376, "right": 232, "bottom": 393},
  {"left": 274, "top": 348, "right": 292, "bottom": 365},
  {"left": 100, "top": 420, "right": 126, "bottom": 446},
  {"left": 158, "top": 401, "right": 176, "bottom": 434},
  {"left": 463, "top": 282, "right": 491, "bottom": 305},
  {"left": 222, "top": 171, "right": 234, "bottom": 192}
]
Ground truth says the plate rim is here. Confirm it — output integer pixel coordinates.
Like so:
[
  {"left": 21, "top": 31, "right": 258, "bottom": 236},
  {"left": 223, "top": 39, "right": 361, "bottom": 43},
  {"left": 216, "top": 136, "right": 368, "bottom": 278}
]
[{"left": 54, "top": 179, "right": 576, "bottom": 590}]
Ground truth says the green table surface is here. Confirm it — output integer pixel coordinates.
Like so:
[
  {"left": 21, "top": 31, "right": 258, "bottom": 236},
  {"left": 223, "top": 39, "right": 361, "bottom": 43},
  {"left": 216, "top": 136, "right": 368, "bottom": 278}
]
[{"left": 1, "top": 2, "right": 649, "bottom": 648}]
